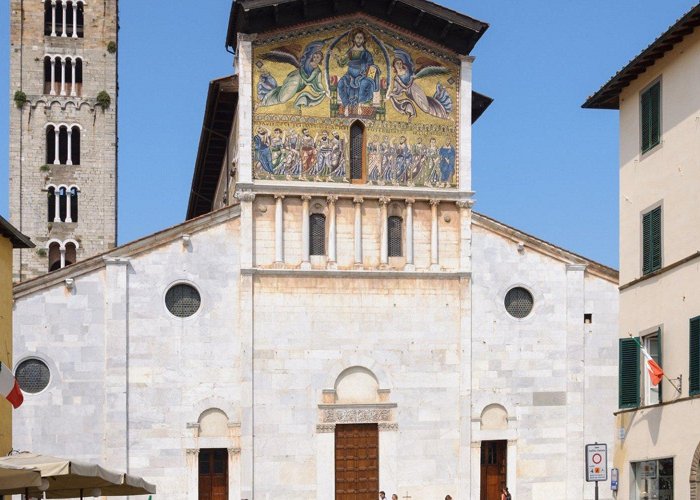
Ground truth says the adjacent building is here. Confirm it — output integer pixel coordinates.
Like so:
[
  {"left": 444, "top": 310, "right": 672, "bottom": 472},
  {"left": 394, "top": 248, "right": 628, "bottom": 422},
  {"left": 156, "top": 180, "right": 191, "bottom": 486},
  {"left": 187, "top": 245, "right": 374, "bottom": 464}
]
[
  {"left": 11, "top": 1, "right": 620, "bottom": 499},
  {"left": 584, "top": 4, "right": 700, "bottom": 499},
  {"left": 8, "top": 0, "right": 118, "bottom": 281},
  {"left": 0, "top": 217, "right": 33, "bottom": 456}
]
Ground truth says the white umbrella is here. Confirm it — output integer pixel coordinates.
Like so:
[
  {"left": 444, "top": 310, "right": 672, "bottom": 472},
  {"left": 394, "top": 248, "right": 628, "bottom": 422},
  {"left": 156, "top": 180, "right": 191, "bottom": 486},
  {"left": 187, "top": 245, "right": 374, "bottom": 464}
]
[
  {"left": 0, "top": 453, "right": 154, "bottom": 498},
  {"left": 0, "top": 463, "right": 42, "bottom": 490}
]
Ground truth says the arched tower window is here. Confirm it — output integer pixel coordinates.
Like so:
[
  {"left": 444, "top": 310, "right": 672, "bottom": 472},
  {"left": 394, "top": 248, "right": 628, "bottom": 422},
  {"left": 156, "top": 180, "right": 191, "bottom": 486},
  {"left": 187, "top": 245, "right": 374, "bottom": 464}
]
[
  {"left": 69, "top": 187, "right": 79, "bottom": 222},
  {"left": 65, "top": 242, "right": 77, "bottom": 266},
  {"left": 309, "top": 213, "right": 326, "bottom": 256},
  {"left": 47, "top": 187, "right": 56, "bottom": 222},
  {"left": 388, "top": 216, "right": 403, "bottom": 257},
  {"left": 46, "top": 125, "right": 80, "bottom": 165},
  {"left": 45, "top": 1, "right": 84, "bottom": 38},
  {"left": 46, "top": 125, "right": 56, "bottom": 164},
  {"left": 58, "top": 187, "right": 67, "bottom": 222},
  {"left": 350, "top": 121, "right": 365, "bottom": 182},
  {"left": 48, "top": 242, "right": 61, "bottom": 271}
]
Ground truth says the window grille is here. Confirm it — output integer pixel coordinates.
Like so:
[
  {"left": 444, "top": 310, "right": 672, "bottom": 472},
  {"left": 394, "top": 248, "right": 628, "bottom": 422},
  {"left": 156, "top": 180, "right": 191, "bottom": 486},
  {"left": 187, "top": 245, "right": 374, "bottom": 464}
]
[
  {"left": 350, "top": 121, "right": 364, "bottom": 180},
  {"left": 504, "top": 287, "right": 534, "bottom": 318},
  {"left": 165, "top": 283, "right": 201, "bottom": 318},
  {"left": 15, "top": 359, "right": 51, "bottom": 394},
  {"left": 388, "top": 216, "right": 402, "bottom": 257},
  {"left": 310, "top": 214, "right": 326, "bottom": 256}
]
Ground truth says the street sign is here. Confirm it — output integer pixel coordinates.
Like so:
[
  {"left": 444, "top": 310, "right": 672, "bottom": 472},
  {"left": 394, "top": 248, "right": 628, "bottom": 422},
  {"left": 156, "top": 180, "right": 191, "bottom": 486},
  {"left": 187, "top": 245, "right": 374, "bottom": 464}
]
[
  {"left": 586, "top": 443, "right": 608, "bottom": 482},
  {"left": 638, "top": 460, "right": 657, "bottom": 479},
  {"left": 611, "top": 468, "right": 618, "bottom": 491}
]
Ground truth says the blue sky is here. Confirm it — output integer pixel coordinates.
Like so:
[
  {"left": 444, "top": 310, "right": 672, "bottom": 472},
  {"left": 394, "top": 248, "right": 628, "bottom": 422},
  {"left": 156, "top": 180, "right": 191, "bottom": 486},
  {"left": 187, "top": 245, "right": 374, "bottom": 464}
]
[{"left": 1, "top": 1, "right": 697, "bottom": 268}]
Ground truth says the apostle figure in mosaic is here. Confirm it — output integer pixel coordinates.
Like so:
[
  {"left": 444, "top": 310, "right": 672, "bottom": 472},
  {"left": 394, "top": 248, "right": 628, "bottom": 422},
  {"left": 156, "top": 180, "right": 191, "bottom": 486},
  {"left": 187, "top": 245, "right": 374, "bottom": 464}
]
[
  {"left": 426, "top": 137, "right": 441, "bottom": 185},
  {"left": 311, "top": 131, "right": 333, "bottom": 177},
  {"left": 394, "top": 136, "right": 412, "bottom": 184},
  {"left": 257, "top": 40, "right": 329, "bottom": 109},
  {"left": 367, "top": 141, "right": 381, "bottom": 182},
  {"left": 300, "top": 128, "right": 317, "bottom": 175},
  {"left": 270, "top": 128, "right": 286, "bottom": 174},
  {"left": 389, "top": 49, "right": 452, "bottom": 120},
  {"left": 380, "top": 137, "right": 395, "bottom": 183},
  {"left": 439, "top": 140, "right": 456, "bottom": 183},
  {"left": 283, "top": 130, "right": 302, "bottom": 176},
  {"left": 410, "top": 137, "right": 427, "bottom": 183},
  {"left": 330, "top": 132, "right": 346, "bottom": 178},
  {"left": 253, "top": 127, "right": 274, "bottom": 175},
  {"left": 335, "top": 29, "right": 380, "bottom": 107}
]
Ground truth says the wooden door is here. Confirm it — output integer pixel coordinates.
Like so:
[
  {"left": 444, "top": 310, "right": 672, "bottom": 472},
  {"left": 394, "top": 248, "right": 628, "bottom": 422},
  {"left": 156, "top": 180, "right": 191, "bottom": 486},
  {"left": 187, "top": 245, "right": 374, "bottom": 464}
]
[
  {"left": 335, "top": 423, "right": 379, "bottom": 500},
  {"left": 199, "top": 448, "right": 228, "bottom": 500},
  {"left": 480, "top": 440, "right": 507, "bottom": 500}
]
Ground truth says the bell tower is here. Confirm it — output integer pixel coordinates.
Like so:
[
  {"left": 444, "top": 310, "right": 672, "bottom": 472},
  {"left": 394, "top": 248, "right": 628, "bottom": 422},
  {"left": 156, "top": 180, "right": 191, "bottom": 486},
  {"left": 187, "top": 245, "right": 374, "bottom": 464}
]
[{"left": 9, "top": 0, "right": 118, "bottom": 281}]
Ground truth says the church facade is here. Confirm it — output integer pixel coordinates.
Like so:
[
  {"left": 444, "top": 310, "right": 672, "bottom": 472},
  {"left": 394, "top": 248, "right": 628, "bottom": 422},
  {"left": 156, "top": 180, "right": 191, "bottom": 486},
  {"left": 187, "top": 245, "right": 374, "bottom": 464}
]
[{"left": 12, "top": 1, "right": 619, "bottom": 499}]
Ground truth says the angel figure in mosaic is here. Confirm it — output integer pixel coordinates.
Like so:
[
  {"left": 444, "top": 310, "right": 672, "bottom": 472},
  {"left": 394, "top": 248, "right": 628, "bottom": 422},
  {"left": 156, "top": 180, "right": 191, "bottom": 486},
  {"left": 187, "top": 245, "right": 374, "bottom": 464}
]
[
  {"left": 388, "top": 49, "right": 453, "bottom": 120},
  {"left": 257, "top": 40, "right": 329, "bottom": 109}
]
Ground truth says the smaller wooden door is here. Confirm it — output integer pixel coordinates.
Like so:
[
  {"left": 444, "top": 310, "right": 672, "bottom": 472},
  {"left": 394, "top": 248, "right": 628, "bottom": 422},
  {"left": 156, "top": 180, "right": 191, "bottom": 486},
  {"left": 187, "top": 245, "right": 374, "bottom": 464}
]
[
  {"left": 480, "top": 440, "right": 507, "bottom": 500},
  {"left": 335, "top": 423, "right": 379, "bottom": 500},
  {"left": 199, "top": 448, "right": 228, "bottom": 500}
]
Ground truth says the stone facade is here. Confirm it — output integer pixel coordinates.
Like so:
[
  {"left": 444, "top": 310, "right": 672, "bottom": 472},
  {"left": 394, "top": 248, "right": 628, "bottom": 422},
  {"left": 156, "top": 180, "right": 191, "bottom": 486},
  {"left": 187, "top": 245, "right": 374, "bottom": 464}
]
[{"left": 9, "top": 0, "right": 118, "bottom": 281}]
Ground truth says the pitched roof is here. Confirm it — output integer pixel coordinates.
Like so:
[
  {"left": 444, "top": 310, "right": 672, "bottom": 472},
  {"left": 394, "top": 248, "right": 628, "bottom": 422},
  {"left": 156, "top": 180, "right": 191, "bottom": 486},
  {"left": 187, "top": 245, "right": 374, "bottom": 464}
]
[
  {"left": 472, "top": 211, "right": 619, "bottom": 283},
  {"left": 0, "top": 216, "right": 34, "bottom": 249},
  {"left": 227, "top": 0, "right": 488, "bottom": 56},
  {"left": 583, "top": 3, "right": 700, "bottom": 109}
]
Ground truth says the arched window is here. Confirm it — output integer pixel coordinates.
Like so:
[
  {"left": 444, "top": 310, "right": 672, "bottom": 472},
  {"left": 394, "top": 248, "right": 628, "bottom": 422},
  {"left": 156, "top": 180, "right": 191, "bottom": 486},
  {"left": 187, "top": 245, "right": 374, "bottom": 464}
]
[
  {"left": 350, "top": 121, "right": 365, "bottom": 182},
  {"left": 47, "top": 187, "right": 56, "bottom": 222},
  {"left": 46, "top": 125, "right": 80, "bottom": 165},
  {"left": 309, "top": 213, "right": 326, "bottom": 256},
  {"left": 388, "top": 216, "right": 403, "bottom": 257},
  {"left": 69, "top": 187, "right": 79, "bottom": 222},
  {"left": 64, "top": 242, "right": 77, "bottom": 267},
  {"left": 58, "top": 187, "right": 67, "bottom": 222},
  {"left": 45, "top": 1, "right": 84, "bottom": 38},
  {"left": 48, "top": 242, "right": 61, "bottom": 271},
  {"left": 43, "top": 56, "right": 52, "bottom": 94}
]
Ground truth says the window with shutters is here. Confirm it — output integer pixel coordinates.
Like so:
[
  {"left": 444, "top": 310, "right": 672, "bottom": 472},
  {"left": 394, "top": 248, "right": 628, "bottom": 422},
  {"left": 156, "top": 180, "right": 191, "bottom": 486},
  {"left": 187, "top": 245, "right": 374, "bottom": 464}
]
[
  {"left": 350, "top": 121, "right": 365, "bottom": 182},
  {"left": 690, "top": 316, "right": 700, "bottom": 396},
  {"left": 619, "top": 337, "right": 640, "bottom": 409},
  {"left": 642, "top": 205, "right": 662, "bottom": 275},
  {"left": 640, "top": 80, "right": 661, "bottom": 153},
  {"left": 388, "top": 216, "right": 402, "bottom": 257},
  {"left": 643, "top": 331, "right": 661, "bottom": 405},
  {"left": 310, "top": 213, "right": 326, "bottom": 256}
]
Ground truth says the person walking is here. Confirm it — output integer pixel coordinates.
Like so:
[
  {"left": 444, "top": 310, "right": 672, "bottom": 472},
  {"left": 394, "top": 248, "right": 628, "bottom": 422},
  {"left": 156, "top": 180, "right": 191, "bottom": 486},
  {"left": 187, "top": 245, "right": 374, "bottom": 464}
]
[{"left": 501, "top": 486, "right": 511, "bottom": 500}]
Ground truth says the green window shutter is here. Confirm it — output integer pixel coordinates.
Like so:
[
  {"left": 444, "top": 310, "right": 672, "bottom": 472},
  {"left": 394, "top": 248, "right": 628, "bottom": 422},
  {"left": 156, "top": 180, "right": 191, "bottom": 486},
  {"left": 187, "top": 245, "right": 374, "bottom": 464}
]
[
  {"left": 690, "top": 317, "right": 700, "bottom": 396},
  {"left": 642, "top": 206, "right": 662, "bottom": 275},
  {"left": 619, "top": 338, "right": 640, "bottom": 408},
  {"left": 641, "top": 81, "right": 661, "bottom": 153}
]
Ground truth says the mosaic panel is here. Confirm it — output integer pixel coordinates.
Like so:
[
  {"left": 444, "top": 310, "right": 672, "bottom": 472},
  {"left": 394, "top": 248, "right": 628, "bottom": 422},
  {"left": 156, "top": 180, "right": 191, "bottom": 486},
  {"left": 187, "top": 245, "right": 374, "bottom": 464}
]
[{"left": 252, "top": 20, "right": 460, "bottom": 187}]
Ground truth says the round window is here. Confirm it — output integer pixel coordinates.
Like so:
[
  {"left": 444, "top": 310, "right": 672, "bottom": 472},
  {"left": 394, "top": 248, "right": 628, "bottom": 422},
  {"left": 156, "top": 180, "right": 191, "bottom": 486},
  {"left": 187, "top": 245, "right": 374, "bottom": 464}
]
[
  {"left": 504, "top": 287, "right": 534, "bottom": 319},
  {"left": 165, "top": 283, "right": 201, "bottom": 318},
  {"left": 15, "top": 358, "right": 50, "bottom": 394}
]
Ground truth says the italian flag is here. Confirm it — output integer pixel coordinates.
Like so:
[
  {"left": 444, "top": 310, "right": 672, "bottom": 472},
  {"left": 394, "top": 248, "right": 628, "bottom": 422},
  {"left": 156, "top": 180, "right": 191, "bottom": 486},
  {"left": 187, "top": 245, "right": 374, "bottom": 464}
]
[
  {"left": 0, "top": 362, "right": 23, "bottom": 409},
  {"left": 632, "top": 336, "right": 664, "bottom": 386}
]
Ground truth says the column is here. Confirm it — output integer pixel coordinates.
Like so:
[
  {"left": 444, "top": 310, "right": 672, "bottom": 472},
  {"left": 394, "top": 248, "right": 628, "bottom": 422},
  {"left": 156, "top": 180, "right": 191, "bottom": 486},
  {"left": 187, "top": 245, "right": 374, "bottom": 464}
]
[
  {"left": 186, "top": 449, "right": 199, "bottom": 500},
  {"left": 66, "top": 128, "right": 73, "bottom": 165},
  {"left": 59, "top": 247, "right": 66, "bottom": 268},
  {"left": 459, "top": 56, "right": 474, "bottom": 192},
  {"left": 51, "top": 1, "right": 57, "bottom": 37},
  {"left": 301, "top": 195, "right": 311, "bottom": 269},
  {"left": 70, "top": 60, "right": 77, "bottom": 96},
  {"left": 405, "top": 199, "right": 415, "bottom": 270},
  {"left": 430, "top": 199, "right": 440, "bottom": 270},
  {"left": 72, "top": 2, "right": 78, "bottom": 38},
  {"left": 65, "top": 190, "right": 72, "bottom": 223},
  {"left": 54, "top": 190, "right": 61, "bottom": 222},
  {"left": 60, "top": 59, "right": 66, "bottom": 96},
  {"left": 353, "top": 197, "right": 363, "bottom": 267},
  {"left": 274, "top": 195, "right": 284, "bottom": 265},
  {"left": 53, "top": 128, "right": 60, "bottom": 164},
  {"left": 50, "top": 59, "right": 56, "bottom": 95},
  {"left": 61, "top": 1, "right": 67, "bottom": 37},
  {"left": 379, "top": 197, "right": 390, "bottom": 266},
  {"left": 327, "top": 196, "right": 338, "bottom": 267}
]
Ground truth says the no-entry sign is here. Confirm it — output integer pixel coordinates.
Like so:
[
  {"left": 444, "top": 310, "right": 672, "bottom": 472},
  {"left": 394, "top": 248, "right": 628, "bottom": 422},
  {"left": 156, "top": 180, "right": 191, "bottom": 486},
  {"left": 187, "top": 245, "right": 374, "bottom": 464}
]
[{"left": 585, "top": 443, "right": 608, "bottom": 482}]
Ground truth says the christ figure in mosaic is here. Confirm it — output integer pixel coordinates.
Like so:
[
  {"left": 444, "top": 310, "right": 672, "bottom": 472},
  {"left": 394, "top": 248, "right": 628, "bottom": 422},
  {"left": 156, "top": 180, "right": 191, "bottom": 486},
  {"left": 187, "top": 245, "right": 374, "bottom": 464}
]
[{"left": 335, "top": 29, "right": 380, "bottom": 106}]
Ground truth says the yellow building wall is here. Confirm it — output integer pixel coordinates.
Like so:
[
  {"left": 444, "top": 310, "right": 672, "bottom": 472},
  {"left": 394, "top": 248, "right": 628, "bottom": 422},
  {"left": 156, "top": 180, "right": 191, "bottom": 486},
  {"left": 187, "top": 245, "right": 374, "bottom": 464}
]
[{"left": 0, "top": 236, "right": 13, "bottom": 455}]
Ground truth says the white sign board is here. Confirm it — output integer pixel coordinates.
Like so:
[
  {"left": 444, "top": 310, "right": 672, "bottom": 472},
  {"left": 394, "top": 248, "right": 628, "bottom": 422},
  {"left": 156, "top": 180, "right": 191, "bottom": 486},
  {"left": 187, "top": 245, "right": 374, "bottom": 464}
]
[
  {"left": 638, "top": 460, "right": 657, "bottom": 479},
  {"left": 585, "top": 443, "right": 608, "bottom": 482}
]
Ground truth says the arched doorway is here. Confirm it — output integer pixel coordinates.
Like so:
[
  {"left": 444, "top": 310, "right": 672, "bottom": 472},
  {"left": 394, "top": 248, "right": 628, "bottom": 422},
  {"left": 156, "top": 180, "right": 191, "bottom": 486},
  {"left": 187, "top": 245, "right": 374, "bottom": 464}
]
[{"left": 691, "top": 441, "right": 700, "bottom": 499}]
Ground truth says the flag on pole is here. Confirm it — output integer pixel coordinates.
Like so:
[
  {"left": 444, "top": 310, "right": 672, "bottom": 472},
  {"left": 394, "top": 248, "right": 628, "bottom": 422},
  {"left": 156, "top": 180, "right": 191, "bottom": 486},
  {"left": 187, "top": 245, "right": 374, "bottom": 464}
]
[
  {"left": 0, "top": 361, "right": 24, "bottom": 408},
  {"left": 631, "top": 336, "right": 664, "bottom": 386}
]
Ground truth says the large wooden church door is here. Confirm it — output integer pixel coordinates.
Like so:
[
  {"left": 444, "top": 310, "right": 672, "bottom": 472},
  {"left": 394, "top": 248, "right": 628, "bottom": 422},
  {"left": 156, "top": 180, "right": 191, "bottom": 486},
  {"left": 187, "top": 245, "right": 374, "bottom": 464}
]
[
  {"left": 335, "top": 423, "right": 379, "bottom": 499},
  {"left": 480, "top": 440, "right": 507, "bottom": 500},
  {"left": 199, "top": 448, "right": 228, "bottom": 500}
]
